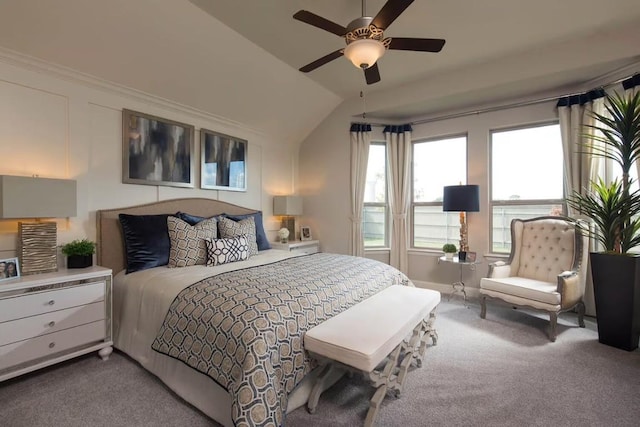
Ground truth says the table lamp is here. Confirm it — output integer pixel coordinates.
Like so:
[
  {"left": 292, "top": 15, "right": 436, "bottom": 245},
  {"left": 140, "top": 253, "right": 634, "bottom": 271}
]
[
  {"left": 443, "top": 185, "right": 479, "bottom": 261},
  {"left": 0, "top": 175, "right": 77, "bottom": 275},
  {"left": 273, "top": 195, "right": 302, "bottom": 241}
]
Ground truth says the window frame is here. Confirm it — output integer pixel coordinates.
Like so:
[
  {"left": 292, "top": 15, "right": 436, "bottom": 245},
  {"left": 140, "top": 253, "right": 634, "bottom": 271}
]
[
  {"left": 363, "top": 141, "right": 389, "bottom": 249},
  {"left": 489, "top": 121, "right": 566, "bottom": 253},
  {"left": 410, "top": 133, "right": 469, "bottom": 250}
]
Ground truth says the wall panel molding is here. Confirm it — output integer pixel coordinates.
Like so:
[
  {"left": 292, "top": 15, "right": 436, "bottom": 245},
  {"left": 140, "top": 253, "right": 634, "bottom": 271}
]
[{"left": 0, "top": 46, "right": 265, "bottom": 138}]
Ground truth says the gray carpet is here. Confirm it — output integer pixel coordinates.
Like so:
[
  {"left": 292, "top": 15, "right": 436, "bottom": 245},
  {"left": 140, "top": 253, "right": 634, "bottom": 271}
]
[{"left": 1, "top": 299, "right": 639, "bottom": 427}]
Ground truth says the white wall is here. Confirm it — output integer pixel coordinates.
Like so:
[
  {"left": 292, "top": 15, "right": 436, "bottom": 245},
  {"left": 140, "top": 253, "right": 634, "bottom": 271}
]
[
  {"left": 299, "top": 94, "right": 563, "bottom": 292},
  {"left": 0, "top": 54, "right": 296, "bottom": 260}
]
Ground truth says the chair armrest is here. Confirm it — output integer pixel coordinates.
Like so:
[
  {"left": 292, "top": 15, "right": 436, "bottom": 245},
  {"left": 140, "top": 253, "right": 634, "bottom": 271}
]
[
  {"left": 488, "top": 261, "right": 511, "bottom": 278},
  {"left": 557, "top": 271, "right": 582, "bottom": 308}
]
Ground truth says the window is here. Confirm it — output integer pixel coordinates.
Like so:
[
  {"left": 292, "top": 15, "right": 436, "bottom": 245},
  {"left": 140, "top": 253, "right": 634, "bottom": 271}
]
[
  {"left": 412, "top": 135, "right": 467, "bottom": 249},
  {"left": 363, "top": 143, "right": 387, "bottom": 247},
  {"left": 490, "top": 123, "right": 564, "bottom": 253}
]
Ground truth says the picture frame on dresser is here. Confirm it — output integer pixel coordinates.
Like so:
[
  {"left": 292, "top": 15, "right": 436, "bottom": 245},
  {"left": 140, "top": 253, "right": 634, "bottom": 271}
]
[
  {"left": 122, "top": 109, "right": 195, "bottom": 188},
  {"left": 200, "top": 128, "right": 247, "bottom": 191},
  {"left": 0, "top": 257, "right": 20, "bottom": 281},
  {"left": 300, "top": 226, "right": 312, "bottom": 241}
]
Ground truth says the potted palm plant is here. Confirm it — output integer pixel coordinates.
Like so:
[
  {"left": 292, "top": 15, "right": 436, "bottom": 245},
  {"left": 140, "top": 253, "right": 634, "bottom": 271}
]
[
  {"left": 566, "top": 91, "right": 640, "bottom": 351},
  {"left": 61, "top": 239, "right": 96, "bottom": 269}
]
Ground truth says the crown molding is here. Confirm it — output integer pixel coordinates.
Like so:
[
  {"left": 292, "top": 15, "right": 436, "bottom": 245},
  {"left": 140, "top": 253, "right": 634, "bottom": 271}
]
[{"left": 0, "top": 46, "right": 264, "bottom": 137}]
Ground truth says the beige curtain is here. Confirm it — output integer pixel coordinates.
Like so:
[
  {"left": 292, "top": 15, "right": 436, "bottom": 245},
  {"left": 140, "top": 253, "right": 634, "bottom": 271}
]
[
  {"left": 385, "top": 125, "right": 412, "bottom": 273},
  {"left": 558, "top": 91, "right": 606, "bottom": 316},
  {"left": 350, "top": 124, "right": 371, "bottom": 257}
]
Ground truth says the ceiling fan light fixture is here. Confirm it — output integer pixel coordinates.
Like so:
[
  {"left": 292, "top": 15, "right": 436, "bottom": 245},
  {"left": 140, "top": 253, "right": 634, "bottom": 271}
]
[{"left": 344, "top": 38, "right": 386, "bottom": 69}]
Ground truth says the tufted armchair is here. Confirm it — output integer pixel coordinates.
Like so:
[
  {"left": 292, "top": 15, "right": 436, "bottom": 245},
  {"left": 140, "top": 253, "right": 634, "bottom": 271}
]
[{"left": 480, "top": 216, "right": 588, "bottom": 341}]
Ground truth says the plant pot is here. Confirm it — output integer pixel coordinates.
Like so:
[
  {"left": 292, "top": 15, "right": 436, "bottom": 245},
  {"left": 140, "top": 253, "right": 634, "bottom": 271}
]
[
  {"left": 590, "top": 252, "right": 640, "bottom": 351},
  {"left": 67, "top": 254, "right": 93, "bottom": 269},
  {"left": 444, "top": 252, "right": 454, "bottom": 260},
  {"left": 458, "top": 251, "right": 467, "bottom": 262}
]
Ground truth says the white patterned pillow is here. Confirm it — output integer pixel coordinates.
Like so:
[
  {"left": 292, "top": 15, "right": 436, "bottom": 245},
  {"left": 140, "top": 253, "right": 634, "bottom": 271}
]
[
  {"left": 205, "top": 236, "right": 249, "bottom": 266},
  {"left": 217, "top": 216, "right": 258, "bottom": 256},
  {"left": 167, "top": 216, "right": 217, "bottom": 268}
]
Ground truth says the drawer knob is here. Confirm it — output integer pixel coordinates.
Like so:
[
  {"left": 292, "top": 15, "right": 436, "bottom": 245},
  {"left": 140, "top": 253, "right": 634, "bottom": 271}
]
[
  {"left": 48, "top": 321, "right": 55, "bottom": 327},
  {"left": 48, "top": 300, "right": 55, "bottom": 306},
  {"left": 49, "top": 342, "right": 55, "bottom": 349}
]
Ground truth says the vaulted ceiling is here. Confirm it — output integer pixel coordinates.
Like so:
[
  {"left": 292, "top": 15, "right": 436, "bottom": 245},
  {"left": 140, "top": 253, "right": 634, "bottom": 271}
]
[{"left": 0, "top": 0, "right": 639, "bottom": 144}]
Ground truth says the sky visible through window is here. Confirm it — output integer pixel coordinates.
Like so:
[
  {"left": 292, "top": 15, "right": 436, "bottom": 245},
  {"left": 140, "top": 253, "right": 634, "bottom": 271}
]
[
  {"left": 492, "top": 124, "right": 563, "bottom": 200},
  {"left": 414, "top": 136, "right": 467, "bottom": 201}
]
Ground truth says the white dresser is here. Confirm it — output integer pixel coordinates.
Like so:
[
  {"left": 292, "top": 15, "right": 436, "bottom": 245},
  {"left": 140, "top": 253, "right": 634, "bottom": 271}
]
[
  {"left": 0, "top": 266, "right": 113, "bottom": 382},
  {"left": 271, "top": 239, "right": 320, "bottom": 255}
]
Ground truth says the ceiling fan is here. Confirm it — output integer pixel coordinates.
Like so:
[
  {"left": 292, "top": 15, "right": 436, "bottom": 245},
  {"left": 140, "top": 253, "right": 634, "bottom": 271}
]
[{"left": 293, "top": 0, "right": 445, "bottom": 85}]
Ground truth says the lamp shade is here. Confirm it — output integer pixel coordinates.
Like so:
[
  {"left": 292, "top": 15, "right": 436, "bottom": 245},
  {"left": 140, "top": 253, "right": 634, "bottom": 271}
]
[
  {"left": 273, "top": 196, "right": 302, "bottom": 216},
  {"left": 443, "top": 185, "right": 480, "bottom": 212},
  {"left": 343, "top": 39, "right": 386, "bottom": 69},
  {"left": 0, "top": 175, "right": 77, "bottom": 218}
]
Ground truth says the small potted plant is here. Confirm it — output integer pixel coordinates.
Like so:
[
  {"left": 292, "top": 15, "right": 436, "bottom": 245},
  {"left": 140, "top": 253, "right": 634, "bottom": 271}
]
[
  {"left": 442, "top": 243, "right": 457, "bottom": 259},
  {"left": 61, "top": 239, "right": 96, "bottom": 269}
]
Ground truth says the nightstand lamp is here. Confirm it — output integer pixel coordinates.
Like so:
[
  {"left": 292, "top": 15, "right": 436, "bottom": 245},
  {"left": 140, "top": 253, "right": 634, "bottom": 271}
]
[
  {"left": 273, "top": 195, "right": 302, "bottom": 241},
  {"left": 443, "top": 184, "right": 479, "bottom": 261},
  {"left": 0, "top": 175, "right": 77, "bottom": 275}
]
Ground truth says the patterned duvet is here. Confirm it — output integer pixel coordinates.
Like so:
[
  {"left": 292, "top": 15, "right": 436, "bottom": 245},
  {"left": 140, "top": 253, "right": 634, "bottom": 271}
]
[{"left": 151, "top": 253, "right": 411, "bottom": 427}]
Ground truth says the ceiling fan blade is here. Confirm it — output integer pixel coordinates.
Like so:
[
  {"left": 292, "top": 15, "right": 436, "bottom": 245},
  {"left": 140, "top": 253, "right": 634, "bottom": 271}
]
[
  {"left": 293, "top": 10, "right": 347, "bottom": 36},
  {"left": 299, "top": 50, "right": 344, "bottom": 73},
  {"left": 364, "top": 63, "right": 381, "bottom": 85},
  {"left": 371, "top": 0, "right": 414, "bottom": 30},
  {"left": 388, "top": 37, "right": 446, "bottom": 52}
]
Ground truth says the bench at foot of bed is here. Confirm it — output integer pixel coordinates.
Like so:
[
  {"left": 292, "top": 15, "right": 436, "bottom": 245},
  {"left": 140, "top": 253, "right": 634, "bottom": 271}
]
[{"left": 304, "top": 285, "right": 440, "bottom": 426}]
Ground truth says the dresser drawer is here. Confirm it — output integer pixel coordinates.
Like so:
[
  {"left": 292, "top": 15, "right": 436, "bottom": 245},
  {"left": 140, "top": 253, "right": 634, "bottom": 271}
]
[
  {"left": 0, "top": 301, "right": 105, "bottom": 346},
  {"left": 0, "top": 281, "right": 105, "bottom": 323},
  {"left": 0, "top": 320, "right": 106, "bottom": 371}
]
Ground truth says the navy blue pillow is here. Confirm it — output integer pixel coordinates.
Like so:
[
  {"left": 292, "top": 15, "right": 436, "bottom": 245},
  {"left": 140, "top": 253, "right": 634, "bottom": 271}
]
[
  {"left": 176, "top": 211, "right": 271, "bottom": 251},
  {"left": 119, "top": 213, "right": 171, "bottom": 274},
  {"left": 176, "top": 212, "right": 209, "bottom": 226}
]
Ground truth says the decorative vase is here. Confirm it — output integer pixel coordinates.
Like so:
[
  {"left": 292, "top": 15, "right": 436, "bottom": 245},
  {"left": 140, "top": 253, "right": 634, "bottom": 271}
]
[
  {"left": 590, "top": 252, "right": 640, "bottom": 351},
  {"left": 67, "top": 255, "right": 93, "bottom": 269}
]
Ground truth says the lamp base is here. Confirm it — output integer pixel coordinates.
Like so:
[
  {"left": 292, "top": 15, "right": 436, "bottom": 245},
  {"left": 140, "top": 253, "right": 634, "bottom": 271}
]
[
  {"left": 281, "top": 217, "right": 296, "bottom": 241},
  {"left": 18, "top": 221, "right": 58, "bottom": 275}
]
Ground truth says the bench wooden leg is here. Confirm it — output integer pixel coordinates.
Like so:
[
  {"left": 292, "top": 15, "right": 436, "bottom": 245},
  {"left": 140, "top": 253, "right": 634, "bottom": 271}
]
[
  {"left": 364, "top": 383, "right": 387, "bottom": 427},
  {"left": 307, "top": 363, "right": 334, "bottom": 414}
]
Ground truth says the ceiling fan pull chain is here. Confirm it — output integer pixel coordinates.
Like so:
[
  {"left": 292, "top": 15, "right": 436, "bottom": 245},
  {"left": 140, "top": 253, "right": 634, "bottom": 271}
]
[
  {"left": 361, "top": 90, "right": 367, "bottom": 119},
  {"left": 362, "top": 0, "right": 366, "bottom": 17}
]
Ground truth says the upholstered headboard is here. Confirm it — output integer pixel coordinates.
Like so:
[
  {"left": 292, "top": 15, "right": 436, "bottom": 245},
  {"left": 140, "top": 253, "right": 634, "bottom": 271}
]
[{"left": 96, "top": 198, "right": 257, "bottom": 274}]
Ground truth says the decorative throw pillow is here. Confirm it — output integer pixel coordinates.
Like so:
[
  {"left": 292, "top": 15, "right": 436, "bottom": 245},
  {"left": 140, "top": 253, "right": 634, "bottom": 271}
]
[
  {"left": 205, "top": 235, "right": 249, "bottom": 266},
  {"left": 225, "top": 212, "right": 271, "bottom": 251},
  {"left": 167, "top": 216, "right": 217, "bottom": 268},
  {"left": 177, "top": 211, "right": 270, "bottom": 252},
  {"left": 119, "top": 213, "right": 171, "bottom": 274},
  {"left": 217, "top": 216, "right": 258, "bottom": 256}
]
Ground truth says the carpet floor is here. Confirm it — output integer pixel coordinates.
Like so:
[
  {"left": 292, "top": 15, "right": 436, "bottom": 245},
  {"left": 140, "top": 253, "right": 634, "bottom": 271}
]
[{"left": 1, "top": 299, "right": 639, "bottom": 426}]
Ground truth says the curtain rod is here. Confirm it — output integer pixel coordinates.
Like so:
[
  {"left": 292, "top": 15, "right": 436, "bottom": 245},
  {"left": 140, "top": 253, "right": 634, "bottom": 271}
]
[{"left": 357, "top": 66, "right": 639, "bottom": 128}]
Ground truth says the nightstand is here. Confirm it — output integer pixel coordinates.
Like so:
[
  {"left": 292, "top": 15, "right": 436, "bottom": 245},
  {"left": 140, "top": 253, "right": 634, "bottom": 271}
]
[
  {"left": 0, "top": 266, "right": 113, "bottom": 382},
  {"left": 272, "top": 240, "right": 320, "bottom": 255}
]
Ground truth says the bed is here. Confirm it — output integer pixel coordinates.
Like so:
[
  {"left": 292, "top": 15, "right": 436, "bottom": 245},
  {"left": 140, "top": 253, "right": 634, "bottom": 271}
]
[{"left": 97, "top": 198, "right": 412, "bottom": 427}]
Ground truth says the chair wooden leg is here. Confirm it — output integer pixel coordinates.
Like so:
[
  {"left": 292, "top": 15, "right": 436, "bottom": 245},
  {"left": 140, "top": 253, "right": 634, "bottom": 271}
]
[
  {"left": 577, "top": 302, "right": 585, "bottom": 328},
  {"left": 549, "top": 312, "right": 558, "bottom": 342},
  {"left": 480, "top": 296, "right": 487, "bottom": 319}
]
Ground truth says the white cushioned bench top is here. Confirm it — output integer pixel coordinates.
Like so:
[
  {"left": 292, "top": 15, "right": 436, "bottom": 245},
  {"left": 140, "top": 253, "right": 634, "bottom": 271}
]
[{"left": 304, "top": 286, "right": 440, "bottom": 372}]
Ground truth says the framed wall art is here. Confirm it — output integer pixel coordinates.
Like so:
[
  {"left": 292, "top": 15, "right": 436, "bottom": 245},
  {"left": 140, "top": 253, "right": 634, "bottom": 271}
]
[
  {"left": 0, "top": 257, "right": 20, "bottom": 281},
  {"left": 200, "top": 129, "right": 247, "bottom": 192},
  {"left": 122, "top": 109, "right": 195, "bottom": 188}
]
